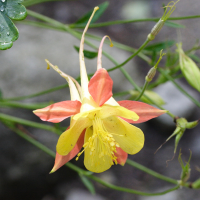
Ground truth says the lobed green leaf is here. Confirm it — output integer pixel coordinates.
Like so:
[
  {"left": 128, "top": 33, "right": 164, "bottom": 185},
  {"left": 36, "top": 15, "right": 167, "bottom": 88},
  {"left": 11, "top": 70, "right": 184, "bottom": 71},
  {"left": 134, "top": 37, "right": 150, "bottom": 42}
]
[{"left": 0, "top": 0, "right": 27, "bottom": 50}]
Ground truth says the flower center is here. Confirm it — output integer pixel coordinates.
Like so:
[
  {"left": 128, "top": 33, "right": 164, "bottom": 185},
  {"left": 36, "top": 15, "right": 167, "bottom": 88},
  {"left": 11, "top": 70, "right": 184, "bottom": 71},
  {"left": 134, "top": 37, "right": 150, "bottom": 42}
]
[{"left": 76, "top": 117, "right": 120, "bottom": 165}]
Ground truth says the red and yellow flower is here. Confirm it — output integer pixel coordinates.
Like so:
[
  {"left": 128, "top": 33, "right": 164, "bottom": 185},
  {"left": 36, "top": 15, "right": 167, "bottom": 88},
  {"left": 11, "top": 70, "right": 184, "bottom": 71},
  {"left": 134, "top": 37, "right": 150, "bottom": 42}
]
[{"left": 33, "top": 7, "right": 165, "bottom": 173}]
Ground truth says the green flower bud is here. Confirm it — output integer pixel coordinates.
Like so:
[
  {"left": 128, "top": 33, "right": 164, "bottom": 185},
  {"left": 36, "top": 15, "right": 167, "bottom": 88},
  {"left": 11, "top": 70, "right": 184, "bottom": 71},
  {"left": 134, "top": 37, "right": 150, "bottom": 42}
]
[
  {"left": 148, "top": 1, "right": 178, "bottom": 40},
  {"left": 177, "top": 43, "right": 200, "bottom": 92},
  {"left": 145, "top": 50, "right": 166, "bottom": 82},
  {"left": 145, "top": 67, "right": 157, "bottom": 82},
  {"left": 149, "top": 19, "right": 165, "bottom": 40}
]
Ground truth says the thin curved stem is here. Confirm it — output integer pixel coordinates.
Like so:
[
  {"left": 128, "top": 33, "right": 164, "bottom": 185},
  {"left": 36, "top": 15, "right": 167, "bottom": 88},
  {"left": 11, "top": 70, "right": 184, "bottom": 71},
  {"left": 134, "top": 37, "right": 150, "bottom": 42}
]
[
  {"left": 4, "top": 120, "right": 180, "bottom": 196},
  {"left": 119, "top": 67, "right": 176, "bottom": 118},
  {"left": 107, "top": 39, "right": 150, "bottom": 72},
  {"left": 0, "top": 101, "right": 49, "bottom": 109},
  {"left": 71, "top": 16, "right": 200, "bottom": 28},
  {"left": 158, "top": 68, "right": 200, "bottom": 108},
  {"left": 135, "top": 81, "right": 149, "bottom": 101},
  {"left": 4, "top": 83, "right": 68, "bottom": 101},
  {"left": 126, "top": 159, "right": 178, "bottom": 185},
  {"left": 88, "top": 175, "right": 180, "bottom": 196},
  {"left": 0, "top": 113, "right": 61, "bottom": 135}
]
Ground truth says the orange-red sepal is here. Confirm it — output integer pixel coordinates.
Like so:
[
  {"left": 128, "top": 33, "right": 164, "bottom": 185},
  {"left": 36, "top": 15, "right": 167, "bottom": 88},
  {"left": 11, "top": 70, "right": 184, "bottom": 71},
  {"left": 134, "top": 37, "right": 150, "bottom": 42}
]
[
  {"left": 89, "top": 68, "right": 113, "bottom": 106},
  {"left": 50, "top": 130, "right": 85, "bottom": 173},
  {"left": 33, "top": 100, "right": 81, "bottom": 123},
  {"left": 118, "top": 100, "right": 166, "bottom": 124},
  {"left": 115, "top": 147, "right": 128, "bottom": 166}
]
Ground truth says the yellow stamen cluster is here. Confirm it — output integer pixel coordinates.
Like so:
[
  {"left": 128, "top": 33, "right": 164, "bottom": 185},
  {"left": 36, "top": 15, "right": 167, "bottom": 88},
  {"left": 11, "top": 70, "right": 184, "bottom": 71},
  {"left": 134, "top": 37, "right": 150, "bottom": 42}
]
[{"left": 76, "top": 117, "right": 120, "bottom": 165}]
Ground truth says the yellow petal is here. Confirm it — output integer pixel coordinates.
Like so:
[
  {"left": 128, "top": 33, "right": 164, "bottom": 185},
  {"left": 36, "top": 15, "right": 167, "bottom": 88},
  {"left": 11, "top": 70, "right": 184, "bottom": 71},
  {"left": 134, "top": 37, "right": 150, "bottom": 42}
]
[
  {"left": 104, "top": 97, "right": 119, "bottom": 106},
  {"left": 57, "top": 117, "right": 92, "bottom": 155},
  {"left": 84, "top": 127, "right": 113, "bottom": 173},
  {"left": 103, "top": 116, "right": 144, "bottom": 154},
  {"left": 72, "top": 107, "right": 101, "bottom": 121},
  {"left": 99, "top": 105, "right": 139, "bottom": 121}
]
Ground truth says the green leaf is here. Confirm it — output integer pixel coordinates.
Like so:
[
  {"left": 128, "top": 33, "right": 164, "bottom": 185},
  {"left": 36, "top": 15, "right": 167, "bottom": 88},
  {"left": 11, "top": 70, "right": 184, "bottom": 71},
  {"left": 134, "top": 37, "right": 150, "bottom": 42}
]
[
  {"left": 165, "top": 21, "right": 185, "bottom": 28},
  {"left": 74, "top": 46, "right": 98, "bottom": 59},
  {"left": 0, "top": 0, "right": 27, "bottom": 50},
  {"left": 129, "top": 90, "right": 165, "bottom": 106},
  {"left": 75, "top": 1, "right": 109, "bottom": 25},
  {"left": 79, "top": 174, "right": 96, "bottom": 195},
  {"left": 145, "top": 40, "right": 175, "bottom": 52}
]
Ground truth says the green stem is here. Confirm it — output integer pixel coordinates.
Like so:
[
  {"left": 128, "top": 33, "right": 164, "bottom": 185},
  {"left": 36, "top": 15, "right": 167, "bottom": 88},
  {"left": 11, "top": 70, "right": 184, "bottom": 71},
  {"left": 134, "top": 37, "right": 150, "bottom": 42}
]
[
  {"left": 4, "top": 83, "right": 68, "bottom": 101},
  {"left": 5, "top": 120, "right": 180, "bottom": 196},
  {"left": 88, "top": 175, "right": 179, "bottom": 195},
  {"left": 0, "top": 113, "right": 61, "bottom": 135},
  {"left": 0, "top": 101, "right": 49, "bottom": 109},
  {"left": 119, "top": 67, "right": 176, "bottom": 118},
  {"left": 135, "top": 81, "right": 149, "bottom": 101},
  {"left": 107, "top": 39, "right": 150, "bottom": 72},
  {"left": 158, "top": 68, "right": 200, "bottom": 108},
  {"left": 2, "top": 120, "right": 86, "bottom": 174},
  {"left": 72, "top": 16, "right": 200, "bottom": 28},
  {"left": 126, "top": 159, "right": 178, "bottom": 185}
]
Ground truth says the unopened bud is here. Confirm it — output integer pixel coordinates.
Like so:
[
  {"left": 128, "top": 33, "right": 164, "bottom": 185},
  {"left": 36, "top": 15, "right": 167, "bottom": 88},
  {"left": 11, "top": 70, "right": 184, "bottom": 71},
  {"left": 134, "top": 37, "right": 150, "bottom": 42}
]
[
  {"left": 148, "top": 1, "right": 178, "bottom": 40},
  {"left": 148, "top": 19, "right": 165, "bottom": 40},
  {"left": 177, "top": 43, "right": 200, "bottom": 92},
  {"left": 146, "top": 50, "right": 165, "bottom": 82},
  {"left": 145, "top": 67, "right": 156, "bottom": 82}
]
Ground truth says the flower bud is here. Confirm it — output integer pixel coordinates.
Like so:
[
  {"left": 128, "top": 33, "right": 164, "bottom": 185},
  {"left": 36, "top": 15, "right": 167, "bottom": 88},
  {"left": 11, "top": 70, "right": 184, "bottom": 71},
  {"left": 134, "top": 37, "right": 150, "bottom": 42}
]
[
  {"left": 148, "top": 1, "right": 178, "bottom": 40},
  {"left": 145, "top": 67, "right": 157, "bottom": 82},
  {"left": 148, "top": 19, "right": 165, "bottom": 41},
  {"left": 145, "top": 50, "right": 165, "bottom": 82},
  {"left": 177, "top": 43, "right": 200, "bottom": 92}
]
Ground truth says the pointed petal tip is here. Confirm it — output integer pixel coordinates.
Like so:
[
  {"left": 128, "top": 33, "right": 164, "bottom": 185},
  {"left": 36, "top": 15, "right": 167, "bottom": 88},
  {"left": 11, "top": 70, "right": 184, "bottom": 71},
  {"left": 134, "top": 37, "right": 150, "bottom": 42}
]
[
  {"left": 49, "top": 168, "right": 56, "bottom": 174},
  {"left": 119, "top": 162, "right": 126, "bottom": 166},
  {"left": 33, "top": 110, "right": 38, "bottom": 114}
]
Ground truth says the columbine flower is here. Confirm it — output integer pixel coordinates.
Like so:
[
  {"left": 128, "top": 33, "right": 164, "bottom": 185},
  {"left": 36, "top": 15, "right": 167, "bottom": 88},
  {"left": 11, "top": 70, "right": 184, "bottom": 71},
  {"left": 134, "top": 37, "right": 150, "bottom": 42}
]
[{"left": 33, "top": 7, "right": 166, "bottom": 173}]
